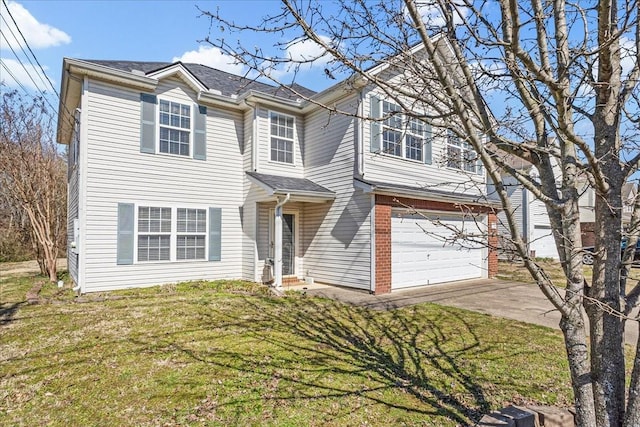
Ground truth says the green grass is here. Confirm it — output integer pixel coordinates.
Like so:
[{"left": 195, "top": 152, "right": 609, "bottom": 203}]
[{"left": 1, "top": 273, "right": 574, "bottom": 426}]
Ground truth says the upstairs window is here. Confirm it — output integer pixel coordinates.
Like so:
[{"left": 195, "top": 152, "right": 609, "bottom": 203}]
[
  {"left": 446, "top": 129, "right": 482, "bottom": 174},
  {"left": 270, "top": 112, "right": 295, "bottom": 164},
  {"left": 406, "top": 117, "right": 426, "bottom": 161},
  {"left": 371, "top": 96, "right": 431, "bottom": 164},
  {"left": 140, "top": 93, "right": 207, "bottom": 160},
  {"left": 159, "top": 100, "right": 191, "bottom": 156},
  {"left": 382, "top": 101, "right": 402, "bottom": 157}
]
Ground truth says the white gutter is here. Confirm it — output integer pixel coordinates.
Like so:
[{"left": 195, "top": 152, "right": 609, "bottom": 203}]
[
  {"left": 358, "top": 88, "right": 365, "bottom": 177},
  {"left": 273, "top": 193, "right": 291, "bottom": 289}
]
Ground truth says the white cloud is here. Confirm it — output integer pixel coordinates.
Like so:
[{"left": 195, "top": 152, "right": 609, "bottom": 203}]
[
  {"left": 0, "top": 57, "right": 53, "bottom": 91},
  {"left": 261, "top": 35, "right": 334, "bottom": 82},
  {"left": 285, "top": 36, "right": 332, "bottom": 65},
  {"left": 172, "top": 45, "right": 244, "bottom": 74},
  {"left": 0, "top": 1, "right": 71, "bottom": 50},
  {"left": 620, "top": 36, "right": 636, "bottom": 79},
  {"left": 407, "top": 1, "right": 470, "bottom": 27}
]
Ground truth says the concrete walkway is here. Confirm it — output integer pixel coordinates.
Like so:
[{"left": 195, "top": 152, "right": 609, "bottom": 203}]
[{"left": 302, "top": 278, "right": 639, "bottom": 345}]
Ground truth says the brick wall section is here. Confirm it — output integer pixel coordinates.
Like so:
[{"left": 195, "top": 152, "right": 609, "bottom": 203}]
[
  {"left": 376, "top": 195, "right": 491, "bottom": 213},
  {"left": 488, "top": 213, "right": 498, "bottom": 278},
  {"left": 374, "top": 195, "right": 500, "bottom": 294},
  {"left": 581, "top": 222, "right": 595, "bottom": 247},
  {"left": 374, "top": 204, "right": 392, "bottom": 295}
]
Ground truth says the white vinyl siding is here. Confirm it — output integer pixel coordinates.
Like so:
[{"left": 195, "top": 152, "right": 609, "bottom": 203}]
[
  {"left": 67, "top": 159, "right": 80, "bottom": 283},
  {"left": 80, "top": 77, "right": 244, "bottom": 292},
  {"left": 302, "top": 94, "right": 372, "bottom": 290},
  {"left": 364, "top": 89, "right": 485, "bottom": 196},
  {"left": 256, "top": 106, "right": 304, "bottom": 177}
]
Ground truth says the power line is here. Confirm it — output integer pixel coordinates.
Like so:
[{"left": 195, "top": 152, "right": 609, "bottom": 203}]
[
  {"left": 0, "top": 0, "right": 77, "bottom": 124},
  {"left": 0, "top": 58, "right": 31, "bottom": 96},
  {"left": 0, "top": 29, "right": 52, "bottom": 100},
  {"left": 0, "top": 13, "right": 51, "bottom": 93},
  {"left": 1, "top": 0, "right": 59, "bottom": 98}
]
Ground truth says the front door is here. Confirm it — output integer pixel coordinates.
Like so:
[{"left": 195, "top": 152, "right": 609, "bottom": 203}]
[{"left": 282, "top": 213, "right": 295, "bottom": 275}]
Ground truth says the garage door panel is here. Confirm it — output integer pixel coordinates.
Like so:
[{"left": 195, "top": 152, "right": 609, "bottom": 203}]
[{"left": 391, "top": 213, "right": 484, "bottom": 289}]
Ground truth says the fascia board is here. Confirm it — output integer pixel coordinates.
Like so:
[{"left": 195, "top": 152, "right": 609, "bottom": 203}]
[
  {"left": 66, "top": 58, "right": 157, "bottom": 91},
  {"left": 146, "top": 63, "right": 208, "bottom": 93}
]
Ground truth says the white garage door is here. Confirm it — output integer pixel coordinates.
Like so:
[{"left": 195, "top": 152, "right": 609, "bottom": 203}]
[{"left": 391, "top": 212, "right": 485, "bottom": 290}]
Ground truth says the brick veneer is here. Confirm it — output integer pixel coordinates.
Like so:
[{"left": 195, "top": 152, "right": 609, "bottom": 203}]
[
  {"left": 374, "top": 195, "right": 499, "bottom": 295},
  {"left": 487, "top": 212, "right": 498, "bottom": 278},
  {"left": 581, "top": 222, "right": 595, "bottom": 247},
  {"left": 374, "top": 204, "right": 392, "bottom": 294}
]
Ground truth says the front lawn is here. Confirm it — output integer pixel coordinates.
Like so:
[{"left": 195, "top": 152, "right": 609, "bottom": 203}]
[{"left": 1, "top": 274, "right": 573, "bottom": 426}]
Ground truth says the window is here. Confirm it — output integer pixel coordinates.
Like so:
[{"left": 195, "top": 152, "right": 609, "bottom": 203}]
[
  {"left": 137, "top": 207, "right": 171, "bottom": 261},
  {"left": 379, "top": 101, "right": 429, "bottom": 162},
  {"left": 382, "top": 101, "right": 402, "bottom": 157},
  {"left": 446, "top": 129, "right": 482, "bottom": 174},
  {"left": 270, "top": 112, "right": 294, "bottom": 163},
  {"left": 136, "top": 207, "right": 210, "bottom": 262},
  {"left": 176, "top": 208, "right": 206, "bottom": 260},
  {"left": 159, "top": 100, "right": 191, "bottom": 156},
  {"left": 406, "top": 117, "right": 425, "bottom": 161}
]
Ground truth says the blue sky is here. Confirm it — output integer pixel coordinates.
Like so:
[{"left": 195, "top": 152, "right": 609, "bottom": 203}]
[{"left": 0, "top": 0, "right": 336, "bottom": 108}]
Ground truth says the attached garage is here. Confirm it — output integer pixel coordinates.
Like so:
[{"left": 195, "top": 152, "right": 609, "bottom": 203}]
[{"left": 391, "top": 211, "right": 486, "bottom": 290}]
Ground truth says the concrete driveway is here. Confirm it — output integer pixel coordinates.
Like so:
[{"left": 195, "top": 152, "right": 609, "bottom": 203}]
[{"left": 303, "top": 278, "right": 639, "bottom": 345}]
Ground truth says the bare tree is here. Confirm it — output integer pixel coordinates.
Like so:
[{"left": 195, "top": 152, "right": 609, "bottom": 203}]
[
  {"left": 0, "top": 90, "right": 66, "bottom": 281},
  {"left": 203, "top": 1, "right": 640, "bottom": 425}
]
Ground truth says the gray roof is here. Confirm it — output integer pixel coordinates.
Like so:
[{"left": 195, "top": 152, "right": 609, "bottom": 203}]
[
  {"left": 247, "top": 172, "right": 335, "bottom": 198},
  {"left": 83, "top": 59, "right": 317, "bottom": 100},
  {"left": 356, "top": 177, "right": 500, "bottom": 207}
]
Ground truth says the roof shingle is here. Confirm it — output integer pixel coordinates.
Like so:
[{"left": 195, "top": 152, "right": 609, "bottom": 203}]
[{"left": 83, "top": 59, "right": 316, "bottom": 100}]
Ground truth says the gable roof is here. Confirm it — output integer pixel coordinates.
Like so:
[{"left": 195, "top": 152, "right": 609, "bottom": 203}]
[{"left": 83, "top": 60, "right": 317, "bottom": 100}]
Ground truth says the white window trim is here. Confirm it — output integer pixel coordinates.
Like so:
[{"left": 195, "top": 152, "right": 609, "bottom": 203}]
[
  {"left": 445, "top": 130, "right": 483, "bottom": 175},
  {"left": 137, "top": 206, "right": 172, "bottom": 262},
  {"left": 380, "top": 101, "right": 428, "bottom": 163},
  {"left": 134, "top": 204, "right": 209, "bottom": 263},
  {"left": 268, "top": 208, "right": 300, "bottom": 276},
  {"left": 268, "top": 110, "right": 296, "bottom": 165},
  {"left": 157, "top": 98, "right": 193, "bottom": 158}
]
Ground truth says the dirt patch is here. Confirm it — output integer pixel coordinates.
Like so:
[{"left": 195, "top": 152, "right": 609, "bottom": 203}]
[{"left": 0, "top": 259, "right": 67, "bottom": 278}]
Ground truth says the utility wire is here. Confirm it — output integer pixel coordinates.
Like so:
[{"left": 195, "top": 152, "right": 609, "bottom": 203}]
[
  {"left": 0, "top": 0, "right": 77, "bottom": 124},
  {"left": 0, "top": 13, "right": 51, "bottom": 94},
  {"left": 1, "top": 0, "right": 60, "bottom": 97},
  {"left": 0, "top": 29, "right": 54, "bottom": 103},
  {"left": 0, "top": 58, "right": 31, "bottom": 96}
]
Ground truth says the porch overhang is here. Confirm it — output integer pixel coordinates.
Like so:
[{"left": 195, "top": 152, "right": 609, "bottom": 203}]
[
  {"left": 247, "top": 172, "right": 335, "bottom": 203},
  {"left": 354, "top": 177, "right": 502, "bottom": 209}
]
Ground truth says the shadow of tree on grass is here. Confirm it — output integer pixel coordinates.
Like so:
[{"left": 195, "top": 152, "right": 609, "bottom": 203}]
[{"left": 163, "top": 293, "right": 534, "bottom": 425}]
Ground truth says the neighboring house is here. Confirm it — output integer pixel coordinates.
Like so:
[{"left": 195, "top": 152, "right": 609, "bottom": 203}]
[
  {"left": 491, "top": 150, "right": 638, "bottom": 260},
  {"left": 579, "top": 181, "right": 637, "bottom": 247},
  {"left": 57, "top": 53, "right": 499, "bottom": 294},
  {"left": 489, "top": 154, "right": 559, "bottom": 260}
]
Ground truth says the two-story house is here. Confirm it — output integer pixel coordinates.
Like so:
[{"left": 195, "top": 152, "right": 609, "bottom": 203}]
[{"left": 56, "top": 52, "right": 499, "bottom": 294}]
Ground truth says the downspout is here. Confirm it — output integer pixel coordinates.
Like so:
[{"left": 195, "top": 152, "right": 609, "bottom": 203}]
[
  {"left": 274, "top": 193, "right": 291, "bottom": 288},
  {"left": 358, "top": 89, "right": 365, "bottom": 177},
  {"left": 253, "top": 102, "right": 259, "bottom": 172}
]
